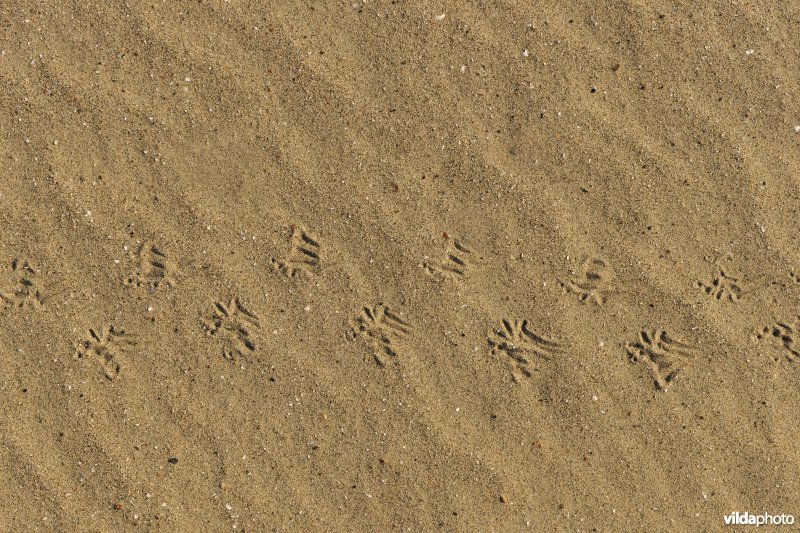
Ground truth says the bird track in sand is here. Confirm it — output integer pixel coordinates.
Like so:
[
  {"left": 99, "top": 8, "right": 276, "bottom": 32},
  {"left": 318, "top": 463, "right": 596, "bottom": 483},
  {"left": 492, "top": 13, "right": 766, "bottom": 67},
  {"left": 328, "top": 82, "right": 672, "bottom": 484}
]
[
  {"left": 697, "top": 265, "right": 742, "bottom": 303},
  {"left": 625, "top": 329, "right": 694, "bottom": 390},
  {"left": 78, "top": 326, "right": 135, "bottom": 380},
  {"left": 560, "top": 256, "right": 614, "bottom": 305},
  {"left": 0, "top": 258, "right": 43, "bottom": 309},
  {"left": 271, "top": 225, "right": 321, "bottom": 278},
  {"left": 487, "top": 319, "right": 563, "bottom": 382},
  {"left": 203, "top": 297, "right": 261, "bottom": 361},
  {"left": 424, "top": 238, "right": 473, "bottom": 280},
  {"left": 348, "top": 304, "right": 413, "bottom": 367},
  {"left": 126, "top": 242, "right": 179, "bottom": 290},
  {"left": 754, "top": 318, "right": 800, "bottom": 362}
]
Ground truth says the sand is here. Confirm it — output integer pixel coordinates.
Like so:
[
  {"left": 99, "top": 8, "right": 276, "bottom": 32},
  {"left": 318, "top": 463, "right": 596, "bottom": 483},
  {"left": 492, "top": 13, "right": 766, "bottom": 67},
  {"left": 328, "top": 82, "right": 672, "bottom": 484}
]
[{"left": 1, "top": 1, "right": 799, "bottom": 531}]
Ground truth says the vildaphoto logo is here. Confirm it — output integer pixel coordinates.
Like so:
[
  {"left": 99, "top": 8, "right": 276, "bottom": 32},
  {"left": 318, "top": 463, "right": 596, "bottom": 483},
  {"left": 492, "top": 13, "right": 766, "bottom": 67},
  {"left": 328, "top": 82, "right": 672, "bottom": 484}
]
[{"left": 724, "top": 512, "right": 795, "bottom": 527}]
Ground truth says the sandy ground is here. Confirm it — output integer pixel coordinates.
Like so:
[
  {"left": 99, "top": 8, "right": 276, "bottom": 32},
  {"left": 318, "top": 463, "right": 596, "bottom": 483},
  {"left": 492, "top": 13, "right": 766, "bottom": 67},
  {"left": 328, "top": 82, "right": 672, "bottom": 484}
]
[{"left": 1, "top": 1, "right": 800, "bottom": 531}]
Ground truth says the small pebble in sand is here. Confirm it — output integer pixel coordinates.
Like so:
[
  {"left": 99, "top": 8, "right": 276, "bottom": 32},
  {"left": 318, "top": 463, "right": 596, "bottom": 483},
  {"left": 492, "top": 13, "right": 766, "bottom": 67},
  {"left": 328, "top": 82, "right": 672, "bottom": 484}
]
[
  {"left": 304, "top": 305, "right": 311, "bottom": 312},
  {"left": 522, "top": 49, "right": 529, "bottom": 57},
  {"left": 434, "top": 14, "right": 446, "bottom": 21},
  {"left": 53, "top": 139, "right": 59, "bottom": 145},
  {"left": 794, "top": 125, "right": 800, "bottom": 133},
  {"left": 113, "top": 503, "right": 124, "bottom": 510}
]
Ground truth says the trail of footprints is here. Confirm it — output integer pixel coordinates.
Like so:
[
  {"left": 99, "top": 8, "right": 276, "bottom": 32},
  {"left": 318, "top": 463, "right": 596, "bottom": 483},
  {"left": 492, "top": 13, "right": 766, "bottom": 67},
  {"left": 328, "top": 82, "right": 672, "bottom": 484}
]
[{"left": 11, "top": 224, "right": 797, "bottom": 390}]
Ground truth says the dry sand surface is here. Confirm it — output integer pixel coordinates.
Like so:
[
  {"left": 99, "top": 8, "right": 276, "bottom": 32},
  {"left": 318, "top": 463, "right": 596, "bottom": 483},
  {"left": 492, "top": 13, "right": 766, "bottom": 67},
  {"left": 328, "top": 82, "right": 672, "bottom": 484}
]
[{"left": 1, "top": 1, "right": 800, "bottom": 531}]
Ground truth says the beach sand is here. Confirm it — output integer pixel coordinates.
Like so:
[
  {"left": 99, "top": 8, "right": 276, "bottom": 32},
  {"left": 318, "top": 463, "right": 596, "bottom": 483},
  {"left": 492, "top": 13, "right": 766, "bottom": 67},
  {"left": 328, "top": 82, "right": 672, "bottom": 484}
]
[{"left": 1, "top": 1, "right": 799, "bottom": 530}]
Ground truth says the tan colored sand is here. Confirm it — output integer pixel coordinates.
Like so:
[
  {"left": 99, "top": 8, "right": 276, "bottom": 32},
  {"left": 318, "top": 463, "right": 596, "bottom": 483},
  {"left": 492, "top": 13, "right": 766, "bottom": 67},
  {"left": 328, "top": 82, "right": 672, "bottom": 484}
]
[{"left": 1, "top": 1, "right": 799, "bottom": 530}]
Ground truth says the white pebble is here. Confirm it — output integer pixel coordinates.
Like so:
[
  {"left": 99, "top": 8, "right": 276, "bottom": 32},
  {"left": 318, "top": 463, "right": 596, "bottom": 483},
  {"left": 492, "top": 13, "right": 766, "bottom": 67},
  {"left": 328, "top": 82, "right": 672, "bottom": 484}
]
[
  {"left": 522, "top": 49, "right": 529, "bottom": 57},
  {"left": 794, "top": 125, "right": 800, "bottom": 133},
  {"left": 434, "top": 14, "right": 445, "bottom": 21}
]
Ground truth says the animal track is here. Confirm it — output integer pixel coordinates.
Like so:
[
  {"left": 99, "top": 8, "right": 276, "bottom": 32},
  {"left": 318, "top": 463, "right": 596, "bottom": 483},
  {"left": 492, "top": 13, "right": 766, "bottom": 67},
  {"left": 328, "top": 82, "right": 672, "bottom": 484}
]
[
  {"left": 202, "top": 298, "right": 261, "bottom": 361},
  {"left": 487, "top": 319, "right": 563, "bottom": 382},
  {"left": 424, "top": 238, "right": 473, "bottom": 279},
  {"left": 697, "top": 265, "right": 742, "bottom": 302},
  {"left": 755, "top": 318, "right": 800, "bottom": 362},
  {"left": 271, "top": 225, "right": 321, "bottom": 278},
  {"left": 78, "top": 326, "right": 135, "bottom": 380},
  {"left": 625, "top": 330, "right": 694, "bottom": 390},
  {"left": 126, "top": 242, "right": 178, "bottom": 289},
  {"left": 348, "top": 304, "right": 413, "bottom": 367},
  {"left": 0, "top": 258, "right": 43, "bottom": 309},
  {"left": 560, "top": 256, "right": 614, "bottom": 305}
]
